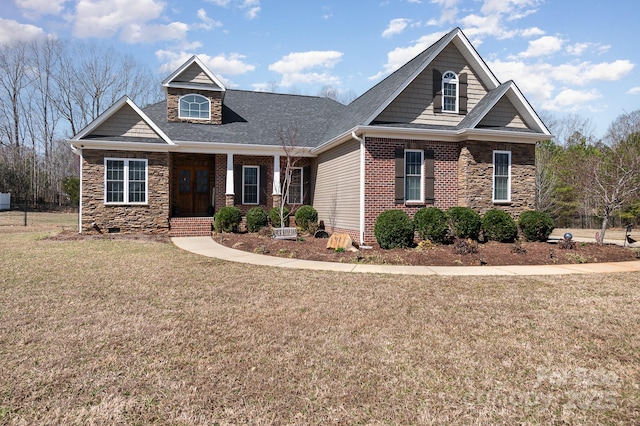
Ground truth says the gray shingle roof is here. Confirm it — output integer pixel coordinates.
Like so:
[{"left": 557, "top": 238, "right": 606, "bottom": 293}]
[{"left": 143, "top": 90, "right": 346, "bottom": 147}]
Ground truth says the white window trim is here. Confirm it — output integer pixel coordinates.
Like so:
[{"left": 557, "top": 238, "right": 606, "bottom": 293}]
[
  {"left": 178, "top": 93, "right": 211, "bottom": 120},
  {"left": 104, "top": 158, "right": 148, "bottom": 205},
  {"left": 405, "top": 149, "right": 425, "bottom": 204},
  {"left": 286, "top": 167, "right": 303, "bottom": 205},
  {"left": 242, "top": 165, "right": 260, "bottom": 205},
  {"left": 442, "top": 70, "right": 459, "bottom": 114},
  {"left": 492, "top": 150, "right": 512, "bottom": 203}
]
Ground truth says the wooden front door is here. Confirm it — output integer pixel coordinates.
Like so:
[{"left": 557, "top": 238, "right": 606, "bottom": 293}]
[{"left": 177, "top": 166, "right": 210, "bottom": 216}]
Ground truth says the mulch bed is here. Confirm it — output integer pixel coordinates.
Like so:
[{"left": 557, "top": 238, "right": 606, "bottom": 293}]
[{"left": 215, "top": 231, "right": 639, "bottom": 267}]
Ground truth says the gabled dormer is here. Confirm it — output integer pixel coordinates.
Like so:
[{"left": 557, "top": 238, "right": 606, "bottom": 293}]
[{"left": 162, "top": 56, "right": 227, "bottom": 125}]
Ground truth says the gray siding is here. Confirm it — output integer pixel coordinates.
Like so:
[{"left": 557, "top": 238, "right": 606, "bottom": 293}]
[
  {"left": 312, "top": 139, "right": 360, "bottom": 234},
  {"left": 478, "top": 97, "right": 528, "bottom": 129},
  {"left": 176, "top": 63, "right": 221, "bottom": 88},
  {"left": 92, "top": 105, "right": 160, "bottom": 138},
  {"left": 376, "top": 44, "right": 488, "bottom": 126}
]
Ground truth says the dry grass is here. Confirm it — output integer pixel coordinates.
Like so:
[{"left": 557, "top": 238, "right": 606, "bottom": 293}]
[{"left": 0, "top": 214, "right": 639, "bottom": 425}]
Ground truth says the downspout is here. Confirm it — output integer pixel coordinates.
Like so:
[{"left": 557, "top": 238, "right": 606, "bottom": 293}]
[
  {"left": 352, "top": 131, "right": 367, "bottom": 246},
  {"left": 70, "top": 145, "right": 83, "bottom": 234},
  {"left": 79, "top": 149, "right": 82, "bottom": 233}
]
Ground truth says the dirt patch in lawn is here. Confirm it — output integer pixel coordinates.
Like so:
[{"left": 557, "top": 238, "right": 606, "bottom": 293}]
[{"left": 215, "top": 230, "right": 639, "bottom": 266}]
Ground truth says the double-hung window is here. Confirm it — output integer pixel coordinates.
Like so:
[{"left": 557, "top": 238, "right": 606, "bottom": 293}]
[
  {"left": 405, "top": 150, "right": 424, "bottom": 203},
  {"left": 286, "top": 167, "right": 303, "bottom": 205},
  {"left": 442, "top": 71, "right": 458, "bottom": 113},
  {"left": 242, "top": 165, "right": 259, "bottom": 205},
  {"left": 493, "top": 151, "right": 511, "bottom": 202},
  {"left": 105, "top": 158, "right": 148, "bottom": 204},
  {"left": 179, "top": 94, "right": 210, "bottom": 120}
]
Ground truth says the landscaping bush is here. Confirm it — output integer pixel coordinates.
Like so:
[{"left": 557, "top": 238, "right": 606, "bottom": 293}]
[
  {"left": 518, "top": 210, "right": 555, "bottom": 242},
  {"left": 214, "top": 206, "right": 242, "bottom": 233},
  {"left": 374, "top": 209, "right": 414, "bottom": 249},
  {"left": 482, "top": 209, "right": 518, "bottom": 242},
  {"left": 447, "top": 206, "right": 481, "bottom": 240},
  {"left": 246, "top": 207, "right": 267, "bottom": 233},
  {"left": 268, "top": 206, "right": 290, "bottom": 228},
  {"left": 413, "top": 207, "right": 449, "bottom": 243},
  {"left": 294, "top": 205, "right": 318, "bottom": 231}
]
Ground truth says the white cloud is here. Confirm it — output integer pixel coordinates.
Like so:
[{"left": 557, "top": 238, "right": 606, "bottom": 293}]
[
  {"left": 16, "top": 0, "right": 67, "bottom": 16},
  {"left": 489, "top": 59, "right": 555, "bottom": 102},
  {"left": 209, "top": 0, "right": 260, "bottom": 19},
  {"left": 196, "top": 9, "right": 223, "bottom": 30},
  {"left": 520, "top": 27, "right": 544, "bottom": 37},
  {"left": 121, "top": 22, "right": 189, "bottom": 44},
  {"left": 543, "top": 88, "right": 602, "bottom": 111},
  {"left": 0, "top": 18, "right": 47, "bottom": 44},
  {"left": 269, "top": 50, "right": 343, "bottom": 87},
  {"left": 382, "top": 18, "right": 411, "bottom": 38},
  {"left": 517, "top": 35, "right": 564, "bottom": 58},
  {"left": 628, "top": 87, "right": 640, "bottom": 95},
  {"left": 369, "top": 31, "right": 447, "bottom": 80},
  {"left": 426, "top": 0, "right": 459, "bottom": 25},
  {"left": 554, "top": 60, "right": 635, "bottom": 85},
  {"left": 74, "top": 0, "right": 165, "bottom": 38}
]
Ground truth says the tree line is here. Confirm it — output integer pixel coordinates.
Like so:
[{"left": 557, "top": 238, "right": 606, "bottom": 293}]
[
  {"left": 1, "top": 39, "right": 639, "bottom": 238},
  {"left": 536, "top": 111, "right": 640, "bottom": 241},
  {"left": 0, "top": 38, "right": 162, "bottom": 208}
]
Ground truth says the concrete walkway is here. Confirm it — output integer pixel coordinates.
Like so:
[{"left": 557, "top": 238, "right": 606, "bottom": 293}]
[{"left": 171, "top": 236, "right": 640, "bottom": 276}]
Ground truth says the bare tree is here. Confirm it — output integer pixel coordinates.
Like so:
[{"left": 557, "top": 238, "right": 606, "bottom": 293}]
[
  {"left": 588, "top": 111, "right": 640, "bottom": 243},
  {"left": 275, "top": 124, "right": 304, "bottom": 228}
]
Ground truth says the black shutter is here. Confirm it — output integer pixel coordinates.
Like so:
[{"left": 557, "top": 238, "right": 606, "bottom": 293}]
[
  {"left": 234, "top": 164, "right": 242, "bottom": 205},
  {"left": 458, "top": 72, "right": 468, "bottom": 115},
  {"left": 425, "top": 149, "right": 435, "bottom": 204},
  {"left": 394, "top": 146, "right": 405, "bottom": 204},
  {"left": 260, "top": 165, "right": 267, "bottom": 205},
  {"left": 302, "top": 165, "right": 311, "bottom": 205},
  {"left": 433, "top": 69, "right": 442, "bottom": 113}
]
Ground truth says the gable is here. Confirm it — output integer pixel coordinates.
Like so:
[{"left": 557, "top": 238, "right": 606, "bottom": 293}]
[
  {"left": 89, "top": 104, "right": 161, "bottom": 140},
  {"left": 174, "top": 63, "right": 223, "bottom": 89},
  {"left": 478, "top": 96, "right": 528, "bottom": 129},
  {"left": 374, "top": 43, "right": 489, "bottom": 126}
]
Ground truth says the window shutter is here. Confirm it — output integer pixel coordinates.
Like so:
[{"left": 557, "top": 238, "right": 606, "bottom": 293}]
[
  {"left": 458, "top": 72, "right": 468, "bottom": 115},
  {"left": 303, "top": 165, "right": 311, "bottom": 205},
  {"left": 395, "top": 146, "right": 405, "bottom": 204},
  {"left": 433, "top": 69, "right": 442, "bottom": 113},
  {"left": 260, "top": 165, "right": 267, "bottom": 205},
  {"left": 234, "top": 164, "right": 242, "bottom": 205},
  {"left": 425, "top": 149, "right": 435, "bottom": 204}
]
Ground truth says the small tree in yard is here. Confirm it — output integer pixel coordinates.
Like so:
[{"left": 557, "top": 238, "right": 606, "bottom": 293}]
[
  {"left": 586, "top": 111, "right": 640, "bottom": 243},
  {"left": 275, "top": 124, "right": 304, "bottom": 229}
]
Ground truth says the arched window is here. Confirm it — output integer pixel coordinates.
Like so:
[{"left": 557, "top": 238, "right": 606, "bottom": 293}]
[
  {"left": 179, "top": 94, "right": 210, "bottom": 119},
  {"left": 442, "top": 71, "right": 458, "bottom": 113}
]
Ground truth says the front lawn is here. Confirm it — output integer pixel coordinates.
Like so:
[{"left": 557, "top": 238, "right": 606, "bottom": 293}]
[{"left": 0, "top": 217, "right": 638, "bottom": 424}]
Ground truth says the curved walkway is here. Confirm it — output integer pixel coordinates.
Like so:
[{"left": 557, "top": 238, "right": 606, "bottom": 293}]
[{"left": 171, "top": 236, "right": 640, "bottom": 276}]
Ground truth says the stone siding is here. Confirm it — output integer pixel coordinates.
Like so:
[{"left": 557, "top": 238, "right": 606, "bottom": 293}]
[
  {"left": 81, "top": 150, "right": 170, "bottom": 234},
  {"left": 166, "top": 88, "right": 222, "bottom": 125},
  {"left": 457, "top": 141, "right": 535, "bottom": 216}
]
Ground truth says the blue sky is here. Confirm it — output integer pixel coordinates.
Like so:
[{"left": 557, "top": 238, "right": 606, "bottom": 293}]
[{"left": 2, "top": 0, "right": 639, "bottom": 138}]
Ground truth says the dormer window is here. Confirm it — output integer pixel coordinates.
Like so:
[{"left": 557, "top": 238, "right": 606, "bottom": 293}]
[
  {"left": 179, "top": 94, "right": 210, "bottom": 120},
  {"left": 442, "top": 71, "right": 458, "bottom": 113}
]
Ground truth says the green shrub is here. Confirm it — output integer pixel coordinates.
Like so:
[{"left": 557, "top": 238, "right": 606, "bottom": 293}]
[
  {"left": 374, "top": 209, "right": 414, "bottom": 249},
  {"left": 518, "top": 210, "right": 555, "bottom": 242},
  {"left": 268, "top": 206, "right": 290, "bottom": 228},
  {"left": 294, "top": 205, "right": 318, "bottom": 231},
  {"left": 447, "top": 207, "right": 481, "bottom": 240},
  {"left": 482, "top": 209, "right": 518, "bottom": 242},
  {"left": 246, "top": 207, "right": 267, "bottom": 232},
  {"left": 413, "top": 207, "right": 449, "bottom": 243},
  {"left": 214, "top": 206, "right": 242, "bottom": 233}
]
